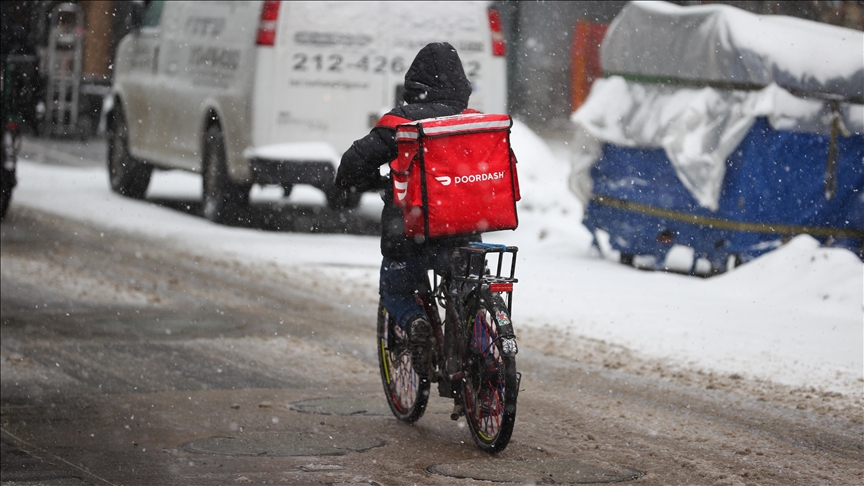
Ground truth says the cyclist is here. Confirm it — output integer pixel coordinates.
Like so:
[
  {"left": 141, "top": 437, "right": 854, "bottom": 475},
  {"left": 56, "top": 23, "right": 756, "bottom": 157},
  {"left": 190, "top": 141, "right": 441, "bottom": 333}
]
[{"left": 334, "top": 42, "right": 479, "bottom": 370}]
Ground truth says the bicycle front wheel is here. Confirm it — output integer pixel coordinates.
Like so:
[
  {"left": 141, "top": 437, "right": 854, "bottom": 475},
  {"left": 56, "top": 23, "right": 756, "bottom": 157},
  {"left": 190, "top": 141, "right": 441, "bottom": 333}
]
[
  {"left": 461, "top": 291, "right": 518, "bottom": 453},
  {"left": 377, "top": 303, "right": 430, "bottom": 423}
]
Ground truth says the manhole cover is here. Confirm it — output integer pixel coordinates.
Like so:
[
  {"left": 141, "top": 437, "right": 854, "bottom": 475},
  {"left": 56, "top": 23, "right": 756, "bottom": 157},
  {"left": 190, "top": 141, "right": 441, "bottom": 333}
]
[
  {"left": 289, "top": 397, "right": 392, "bottom": 416},
  {"left": 427, "top": 459, "right": 644, "bottom": 484},
  {"left": 183, "top": 432, "right": 385, "bottom": 457},
  {"left": 289, "top": 396, "right": 450, "bottom": 416}
]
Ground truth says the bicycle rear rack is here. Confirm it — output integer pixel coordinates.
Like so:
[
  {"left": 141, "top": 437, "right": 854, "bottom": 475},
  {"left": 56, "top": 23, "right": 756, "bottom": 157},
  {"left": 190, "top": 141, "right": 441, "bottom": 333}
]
[{"left": 453, "top": 242, "right": 519, "bottom": 313}]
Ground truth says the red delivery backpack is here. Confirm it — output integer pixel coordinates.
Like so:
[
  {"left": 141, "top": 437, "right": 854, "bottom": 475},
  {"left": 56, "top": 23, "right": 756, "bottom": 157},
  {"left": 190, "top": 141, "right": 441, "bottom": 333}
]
[{"left": 390, "top": 113, "right": 520, "bottom": 239}]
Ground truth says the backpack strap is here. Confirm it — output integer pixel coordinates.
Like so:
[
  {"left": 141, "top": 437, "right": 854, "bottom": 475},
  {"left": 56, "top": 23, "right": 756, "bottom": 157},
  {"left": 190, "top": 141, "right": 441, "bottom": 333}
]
[
  {"left": 377, "top": 109, "right": 480, "bottom": 129},
  {"left": 375, "top": 114, "right": 412, "bottom": 129}
]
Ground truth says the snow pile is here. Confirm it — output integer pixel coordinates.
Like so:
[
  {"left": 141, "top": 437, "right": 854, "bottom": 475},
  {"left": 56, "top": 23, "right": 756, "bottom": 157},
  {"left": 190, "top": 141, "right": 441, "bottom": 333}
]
[{"left": 9, "top": 127, "right": 864, "bottom": 397}]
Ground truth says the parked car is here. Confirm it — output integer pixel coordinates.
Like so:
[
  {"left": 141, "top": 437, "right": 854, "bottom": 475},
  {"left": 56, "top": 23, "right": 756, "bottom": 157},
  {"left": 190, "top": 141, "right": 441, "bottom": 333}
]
[{"left": 107, "top": 0, "right": 507, "bottom": 223}]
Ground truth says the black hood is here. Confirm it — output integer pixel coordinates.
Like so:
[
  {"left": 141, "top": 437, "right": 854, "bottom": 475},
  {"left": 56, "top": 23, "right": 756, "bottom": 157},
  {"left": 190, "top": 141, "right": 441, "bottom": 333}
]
[{"left": 403, "top": 42, "right": 472, "bottom": 108}]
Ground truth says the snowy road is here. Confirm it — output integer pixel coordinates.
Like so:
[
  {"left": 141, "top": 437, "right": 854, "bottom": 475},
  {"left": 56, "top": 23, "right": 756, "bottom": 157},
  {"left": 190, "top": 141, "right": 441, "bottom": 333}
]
[{"left": 1, "top": 136, "right": 861, "bottom": 485}]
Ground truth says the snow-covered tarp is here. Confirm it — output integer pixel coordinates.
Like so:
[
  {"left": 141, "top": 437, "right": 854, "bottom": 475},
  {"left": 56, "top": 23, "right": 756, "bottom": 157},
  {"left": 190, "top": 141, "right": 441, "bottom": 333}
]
[
  {"left": 571, "top": 78, "right": 863, "bottom": 210},
  {"left": 571, "top": 0, "right": 864, "bottom": 211},
  {"left": 601, "top": 0, "right": 864, "bottom": 102}
]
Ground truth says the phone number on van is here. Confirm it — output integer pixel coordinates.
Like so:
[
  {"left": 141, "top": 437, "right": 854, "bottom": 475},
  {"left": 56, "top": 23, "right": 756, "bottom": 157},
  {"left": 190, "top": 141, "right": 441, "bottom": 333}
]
[{"left": 292, "top": 53, "right": 481, "bottom": 78}]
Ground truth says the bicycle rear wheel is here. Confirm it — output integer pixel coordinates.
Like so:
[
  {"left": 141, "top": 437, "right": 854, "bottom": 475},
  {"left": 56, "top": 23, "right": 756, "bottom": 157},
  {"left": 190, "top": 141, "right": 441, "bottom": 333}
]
[
  {"left": 377, "top": 303, "right": 430, "bottom": 423},
  {"left": 461, "top": 291, "right": 518, "bottom": 452}
]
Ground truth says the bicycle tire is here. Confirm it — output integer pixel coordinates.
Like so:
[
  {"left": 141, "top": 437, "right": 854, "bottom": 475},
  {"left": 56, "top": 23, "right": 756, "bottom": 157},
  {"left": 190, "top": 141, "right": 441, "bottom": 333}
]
[
  {"left": 377, "top": 303, "right": 430, "bottom": 423},
  {"left": 461, "top": 290, "right": 518, "bottom": 453}
]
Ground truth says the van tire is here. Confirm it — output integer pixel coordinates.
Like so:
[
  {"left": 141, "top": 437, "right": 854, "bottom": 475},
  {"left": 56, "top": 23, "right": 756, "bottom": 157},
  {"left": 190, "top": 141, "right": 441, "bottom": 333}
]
[
  {"left": 202, "top": 125, "right": 250, "bottom": 224},
  {"left": 108, "top": 108, "right": 152, "bottom": 199}
]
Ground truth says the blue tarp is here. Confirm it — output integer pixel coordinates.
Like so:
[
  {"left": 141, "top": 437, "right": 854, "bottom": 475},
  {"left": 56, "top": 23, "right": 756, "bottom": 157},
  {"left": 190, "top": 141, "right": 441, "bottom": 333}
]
[{"left": 584, "top": 117, "right": 864, "bottom": 272}]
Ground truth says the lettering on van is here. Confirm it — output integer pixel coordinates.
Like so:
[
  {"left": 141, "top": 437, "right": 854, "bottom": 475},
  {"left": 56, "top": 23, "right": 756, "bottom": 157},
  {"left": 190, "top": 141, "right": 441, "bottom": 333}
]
[
  {"left": 186, "top": 17, "right": 226, "bottom": 37},
  {"left": 190, "top": 46, "right": 240, "bottom": 71},
  {"left": 294, "top": 32, "right": 373, "bottom": 47},
  {"left": 293, "top": 53, "right": 406, "bottom": 74},
  {"left": 130, "top": 44, "right": 155, "bottom": 70},
  {"left": 394, "top": 38, "right": 485, "bottom": 53},
  {"left": 192, "top": 74, "right": 232, "bottom": 89},
  {"left": 276, "top": 111, "right": 329, "bottom": 130},
  {"left": 289, "top": 79, "right": 369, "bottom": 91}
]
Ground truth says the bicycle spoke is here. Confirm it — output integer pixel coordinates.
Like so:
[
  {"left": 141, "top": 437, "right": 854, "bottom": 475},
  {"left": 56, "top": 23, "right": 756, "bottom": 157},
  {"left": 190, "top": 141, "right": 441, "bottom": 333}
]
[
  {"left": 462, "top": 292, "right": 518, "bottom": 452},
  {"left": 391, "top": 351, "right": 419, "bottom": 411},
  {"left": 378, "top": 304, "right": 429, "bottom": 423}
]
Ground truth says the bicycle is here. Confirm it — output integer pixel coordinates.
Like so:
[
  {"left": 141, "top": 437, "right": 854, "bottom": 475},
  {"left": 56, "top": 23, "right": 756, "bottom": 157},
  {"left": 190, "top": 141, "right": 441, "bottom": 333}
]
[{"left": 377, "top": 242, "right": 520, "bottom": 453}]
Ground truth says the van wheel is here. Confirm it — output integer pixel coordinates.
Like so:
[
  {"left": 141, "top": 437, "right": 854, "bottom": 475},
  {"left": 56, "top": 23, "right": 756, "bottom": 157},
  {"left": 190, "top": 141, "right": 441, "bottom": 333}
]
[
  {"left": 108, "top": 108, "right": 152, "bottom": 199},
  {"left": 202, "top": 125, "right": 250, "bottom": 224}
]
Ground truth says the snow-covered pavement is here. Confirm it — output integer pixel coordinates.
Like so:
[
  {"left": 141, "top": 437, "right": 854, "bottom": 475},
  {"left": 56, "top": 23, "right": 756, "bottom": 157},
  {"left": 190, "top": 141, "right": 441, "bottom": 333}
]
[{"left": 8, "top": 122, "right": 862, "bottom": 398}]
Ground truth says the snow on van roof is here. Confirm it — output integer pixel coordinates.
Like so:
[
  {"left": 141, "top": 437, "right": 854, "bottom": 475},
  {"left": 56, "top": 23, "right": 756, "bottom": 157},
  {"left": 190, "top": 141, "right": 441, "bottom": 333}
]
[{"left": 602, "top": 1, "right": 864, "bottom": 101}]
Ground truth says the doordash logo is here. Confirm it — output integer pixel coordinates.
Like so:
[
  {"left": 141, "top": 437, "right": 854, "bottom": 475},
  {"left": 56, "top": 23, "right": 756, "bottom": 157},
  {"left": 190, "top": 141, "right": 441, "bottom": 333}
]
[
  {"left": 394, "top": 180, "right": 408, "bottom": 200},
  {"left": 436, "top": 171, "right": 505, "bottom": 186}
]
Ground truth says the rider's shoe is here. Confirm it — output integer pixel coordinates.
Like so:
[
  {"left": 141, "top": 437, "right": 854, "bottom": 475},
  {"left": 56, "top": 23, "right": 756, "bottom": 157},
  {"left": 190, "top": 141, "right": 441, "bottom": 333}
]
[
  {"left": 407, "top": 315, "right": 431, "bottom": 377},
  {"left": 437, "top": 378, "right": 454, "bottom": 398},
  {"left": 450, "top": 402, "right": 464, "bottom": 421},
  {"left": 407, "top": 315, "right": 431, "bottom": 347}
]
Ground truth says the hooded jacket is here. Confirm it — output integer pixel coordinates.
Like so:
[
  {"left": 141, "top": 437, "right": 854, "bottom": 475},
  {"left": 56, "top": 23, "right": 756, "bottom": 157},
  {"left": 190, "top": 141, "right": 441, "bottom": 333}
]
[{"left": 335, "top": 42, "right": 476, "bottom": 258}]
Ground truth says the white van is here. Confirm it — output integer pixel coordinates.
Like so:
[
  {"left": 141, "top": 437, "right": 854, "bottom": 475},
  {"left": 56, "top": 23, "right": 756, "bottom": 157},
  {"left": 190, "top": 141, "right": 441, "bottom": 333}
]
[{"left": 107, "top": 0, "right": 507, "bottom": 223}]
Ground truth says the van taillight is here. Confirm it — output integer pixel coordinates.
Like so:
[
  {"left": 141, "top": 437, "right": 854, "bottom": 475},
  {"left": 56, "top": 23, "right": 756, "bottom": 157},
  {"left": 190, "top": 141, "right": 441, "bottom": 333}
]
[
  {"left": 488, "top": 8, "right": 505, "bottom": 56},
  {"left": 256, "top": 1, "right": 280, "bottom": 46}
]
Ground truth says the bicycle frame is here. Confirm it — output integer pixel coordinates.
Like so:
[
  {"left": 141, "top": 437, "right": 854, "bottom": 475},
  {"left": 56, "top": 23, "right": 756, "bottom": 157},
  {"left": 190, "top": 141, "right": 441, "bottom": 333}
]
[
  {"left": 451, "top": 242, "right": 518, "bottom": 314},
  {"left": 377, "top": 241, "right": 520, "bottom": 452},
  {"left": 417, "top": 242, "right": 519, "bottom": 396}
]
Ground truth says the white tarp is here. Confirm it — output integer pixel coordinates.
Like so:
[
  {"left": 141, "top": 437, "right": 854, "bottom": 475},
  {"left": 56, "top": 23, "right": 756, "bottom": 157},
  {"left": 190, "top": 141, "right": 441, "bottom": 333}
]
[{"left": 570, "top": 1, "right": 864, "bottom": 211}]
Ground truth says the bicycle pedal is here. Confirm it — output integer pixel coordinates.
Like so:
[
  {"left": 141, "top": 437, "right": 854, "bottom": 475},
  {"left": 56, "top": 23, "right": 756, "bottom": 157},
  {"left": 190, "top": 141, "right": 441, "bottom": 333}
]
[{"left": 450, "top": 404, "right": 464, "bottom": 421}]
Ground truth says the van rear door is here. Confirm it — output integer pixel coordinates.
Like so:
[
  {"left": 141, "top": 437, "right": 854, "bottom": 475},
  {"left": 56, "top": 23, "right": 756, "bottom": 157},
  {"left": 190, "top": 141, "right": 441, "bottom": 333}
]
[
  {"left": 252, "top": 1, "right": 386, "bottom": 157},
  {"left": 383, "top": 1, "right": 507, "bottom": 115},
  {"left": 250, "top": 1, "right": 505, "bottom": 160}
]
